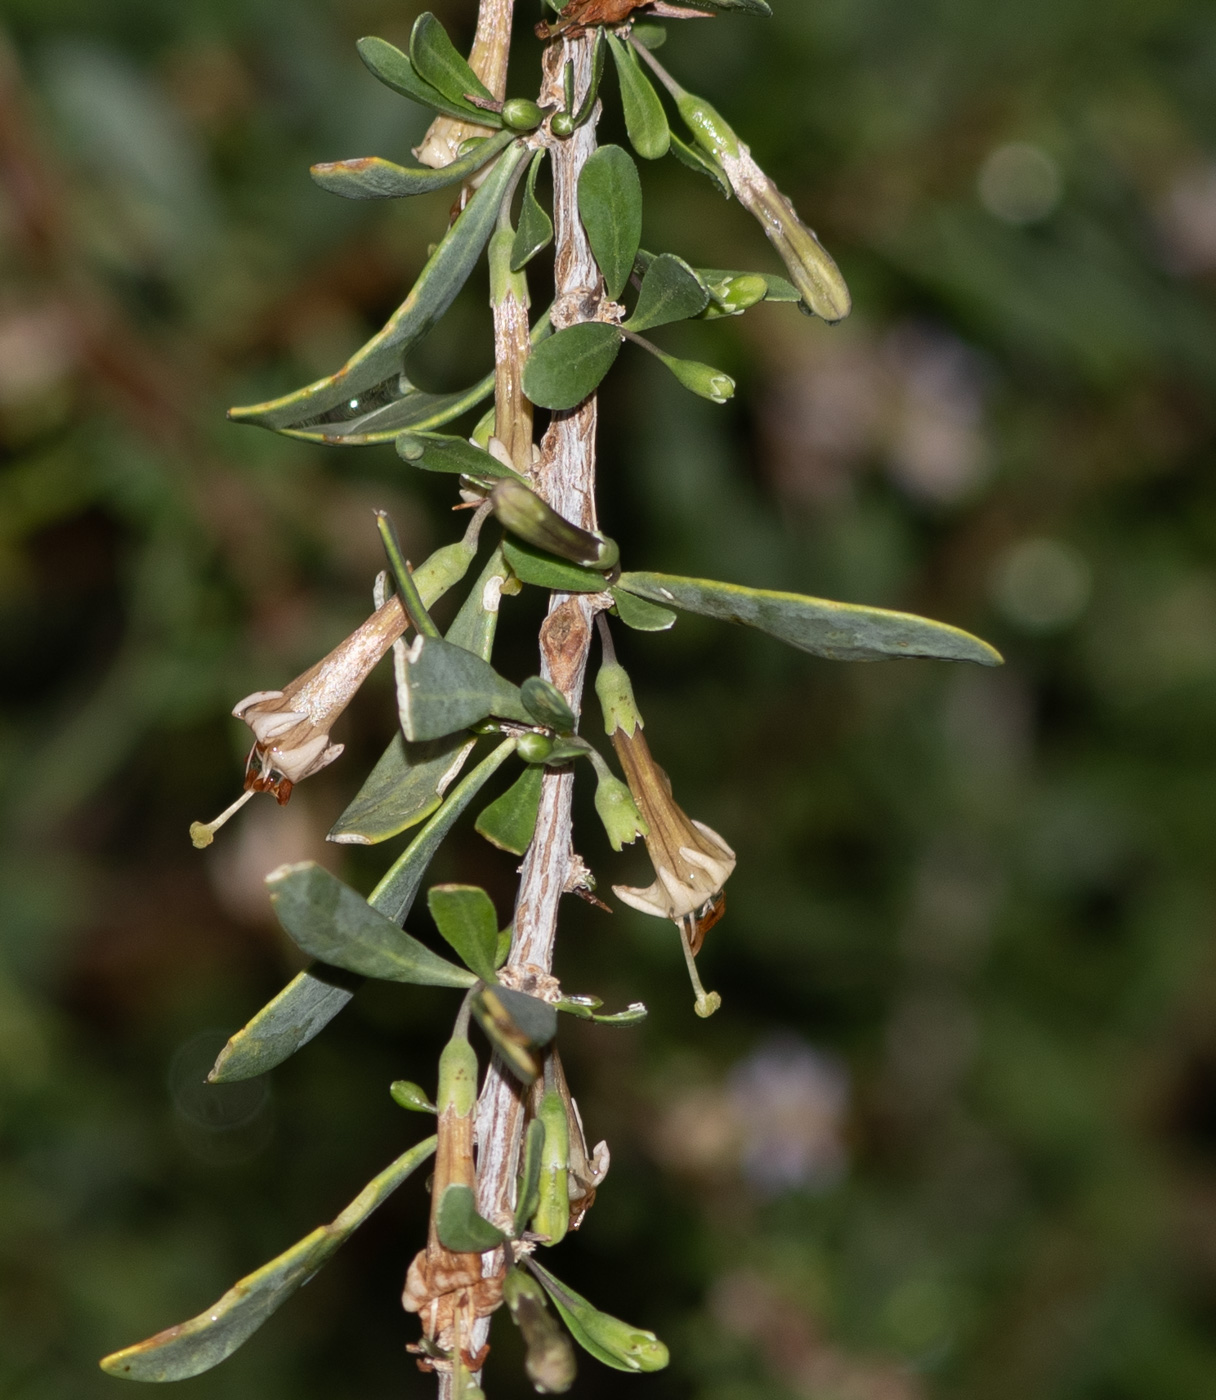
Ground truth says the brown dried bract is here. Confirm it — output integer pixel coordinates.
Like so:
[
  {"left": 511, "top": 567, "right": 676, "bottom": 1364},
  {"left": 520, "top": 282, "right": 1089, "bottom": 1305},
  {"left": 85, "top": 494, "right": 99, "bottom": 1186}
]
[{"left": 536, "top": 0, "right": 711, "bottom": 39}]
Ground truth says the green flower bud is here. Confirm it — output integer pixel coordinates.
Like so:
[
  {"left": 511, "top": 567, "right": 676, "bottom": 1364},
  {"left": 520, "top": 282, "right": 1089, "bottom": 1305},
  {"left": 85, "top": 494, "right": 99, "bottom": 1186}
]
[
  {"left": 490, "top": 478, "right": 618, "bottom": 570},
  {"left": 675, "top": 93, "right": 740, "bottom": 163},
  {"left": 550, "top": 111, "right": 575, "bottom": 138},
  {"left": 593, "top": 767, "right": 649, "bottom": 851},
  {"left": 522, "top": 677, "right": 577, "bottom": 733},
  {"left": 518, "top": 731, "right": 556, "bottom": 765},
  {"left": 437, "top": 1035, "right": 478, "bottom": 1118},
  {"left": 530, "top": 1261, "right": 671, "bottom": 1375},
  {"left": 502, "top": 97, "right": 544, "bottom": 132},
  {"left": 595, "top": 661, "right": 642, "bottom": 738},
  {"left": 709, "top": 273, "right": 768, "bottom": 317},
  {"left": 390, "top": 1080, "right": 437, "bottom": 1114},
  {"left": 655, "top": 351, "right": 735, "bottom": 404},
  {"left": 533, "top": 1089, "right": 570, "bottom": 1248},
  {"left": 503, "top": 1270, "right": 577, "bottom": 1395}
]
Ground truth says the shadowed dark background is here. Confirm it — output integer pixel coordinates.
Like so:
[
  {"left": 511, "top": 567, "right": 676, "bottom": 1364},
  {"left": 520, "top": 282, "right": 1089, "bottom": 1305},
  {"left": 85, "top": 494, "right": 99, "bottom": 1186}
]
[{"left": 2, "top": 1, "right": 1216, "bottom": 1397}]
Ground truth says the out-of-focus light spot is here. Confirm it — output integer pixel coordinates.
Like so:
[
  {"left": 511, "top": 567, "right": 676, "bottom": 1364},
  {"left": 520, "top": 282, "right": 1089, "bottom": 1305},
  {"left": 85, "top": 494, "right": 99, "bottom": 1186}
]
[
  {"left": 168, "top": 1030, "right": 273, "bottom": 1165},
  {"left": 1157, "top": 164, "right": 1216, "bottom": 274},
  {"left": 977, "top": 143, "right": 1061, "bottom": 224},
  {"left": 990, "top": 537, "right": 1091, "bottom": 633}
]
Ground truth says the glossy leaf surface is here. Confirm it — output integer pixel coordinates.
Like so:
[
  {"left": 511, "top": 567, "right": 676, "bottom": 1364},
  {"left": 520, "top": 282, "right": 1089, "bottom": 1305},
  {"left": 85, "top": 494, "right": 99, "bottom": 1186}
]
[
  {"left": 512, "top": 149, "right": 553, "bottom": 271},
  {"left": 427, "top": 884, "right": 500, "bottom": 982},
  {"left": 228, "top": 144, "right": 526, "bottom": 436},
  {"left": 396, "top": 431, "right": 525, "bottom": 483},
  {"left": 100, "top": 1136, "right": 436, "bottom": 1381},
  {"left": 504, "top": 539, "right": 609, "bottom": 593},
  {"left": 624, "top": 253, "right": 709, "bottom": 331},
  {"left": 268, "top": 863, "right": 476, "bottom": 988},
  {"left": 522, "top": 322, "right": 621, "bottom": 411},
  {"left": 328, "top": 733, "right": 473, "bottom": 845},
  {"left": 409, "top": 12, "right": 495, "bottom": 110},
  {"left": 475, "top": 765, "right": 543, "bottom": 855},
  {"left": 310, "top": 130, "right": 513, "bottom": 199},
  {"left": 617, "top": 572, "right": 1004, "bottom": 664},
  {"left": 606, "top": 34, "right": 670, "bottom": 160},
  {"left": 398, "top": 635, "right": 531, "bottom": 741},
  {"left": 435, "top": 1184, "right": 507, "bottom": 1252}
]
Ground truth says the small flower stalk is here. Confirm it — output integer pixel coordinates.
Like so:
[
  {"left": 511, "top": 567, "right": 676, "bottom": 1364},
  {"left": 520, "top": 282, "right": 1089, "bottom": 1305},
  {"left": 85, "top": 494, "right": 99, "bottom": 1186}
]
[{"left": 595, "top": 652, "right": 735, "bottom": 1016}]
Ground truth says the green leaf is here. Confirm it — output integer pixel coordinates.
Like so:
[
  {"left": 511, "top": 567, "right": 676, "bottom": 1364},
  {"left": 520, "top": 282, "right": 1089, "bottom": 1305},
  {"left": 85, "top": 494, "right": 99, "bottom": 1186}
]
[
  {"left": 605, "top": 34, "right": 670, "bottom": 161},
  {"left": 435, "top": 1184, "right": 507, "bottom": 1253},
  {"left": 504, "top": 539, "right": 609, "bottom": 593},
  {"left": 356, "top": 35, "right": 498, "bottom": 123},
  {"left": 310, "top": 130, "right": 514, "bottom": 200},
  {"left": 410, "top": 12, "right": 496, "bottom": 110},
  {"left": 207, "top": 965, "right": 364, "bottom": 1084},
  {"left": 521, "top": 677, "right": 577, "bottom": 732},
  {"left": 444, "top": 544, "right": 512, "bottom": 660},
  {"left": 212, "top": 740, "right": 516, "bottom": 1082},
  {"left": 512, "top": 149, "right": 553, "bottom": 271},
  {"left": 471, "top": 984, "right": 558, "bottom": 1085},
  {"left": 398, "top": 635, "right": 531, "bottom": 741},
  {"left": 617, "top": 572, "right": 1005, "bottom": 665},
  {"left": 515, "top": 1119, "right": 546, "bottom": 1237},
  {"left": 268, "top": 863, "right": 476, "bottom": 988},
  {"left": 99, "top": 1136, "right": 436, "bottom": 1381},
  {"left": 668, "top": 131, "right": 730, "bottom": 196},
  {"left": 523, "top": 322, "right": 622, "bottom": 411},
  {"left": 611, "top": 586, "right": 676, "bottom": 632},
  {"left": 228, "top": 143, "right": 527, "bottom": 436},
  {"left": 427, "top": 884, "right": 500, "bottom": 982},
  {"left": 624, "top": 253, "right": 709, "bottom": 331},
  {"left": 528, "top": 1261, "right": 670, "bottom": 1374},
  {"left": 556, "top": 998, "right": 649, "bottom": 1026},
  {"left": 373, "top": 739, "right": 518, "bottom": 925},
  {"left": 329, "top": 733, "right": 473, "bottom": 846},
  {"left": 396, "top": 431, "right": 525, "bottom": 483},
  {"left": 673, "top": 0, "right": 772, "bottom": 13},
  {"left": 475, "top": 766, "right": 543, "bottom": 855},
  {"left": 577, "top": 145, "right": 642, "bottom": 299}
]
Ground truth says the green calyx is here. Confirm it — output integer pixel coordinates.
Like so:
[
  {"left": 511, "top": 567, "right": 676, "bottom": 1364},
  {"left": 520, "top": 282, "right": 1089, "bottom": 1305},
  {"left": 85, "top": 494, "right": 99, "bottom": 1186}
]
[
  {"left": 437, "top": 1034, "right": 478, "bottom": 1117},
  {"left": 596, "top": 661, "right": 642, "bottom": 737},
  {"left": 593, "top": 765, "right": 649, "bottom": 852},
  {"left": 532, "top": 1089, "right": 570, "bottom": 1248}
]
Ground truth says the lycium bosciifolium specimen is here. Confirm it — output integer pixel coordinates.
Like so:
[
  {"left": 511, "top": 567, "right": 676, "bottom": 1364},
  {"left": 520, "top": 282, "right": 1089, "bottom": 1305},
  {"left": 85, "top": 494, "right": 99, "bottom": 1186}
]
[{"left": 102, "top": 3, "right": 1001, "bottom": 1394}]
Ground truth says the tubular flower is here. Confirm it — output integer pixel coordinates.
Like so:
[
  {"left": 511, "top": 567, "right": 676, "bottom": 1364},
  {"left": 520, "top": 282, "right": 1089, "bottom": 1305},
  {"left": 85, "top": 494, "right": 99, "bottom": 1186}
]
[{"left": 190, "top": 594, "right": 408, "bottom": 847}]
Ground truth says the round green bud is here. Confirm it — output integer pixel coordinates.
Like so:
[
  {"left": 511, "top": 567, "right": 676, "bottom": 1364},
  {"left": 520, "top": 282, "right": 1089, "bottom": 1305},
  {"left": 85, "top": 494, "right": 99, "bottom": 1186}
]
[
  {"left": 518, "top": 732, "right": 556, "bottom": 765},
  {"left": 502, "top": 98, "right": 544, "bottom": 132},
  {"left": 550, "top": 111, "right": 575, "bottom": 138}
]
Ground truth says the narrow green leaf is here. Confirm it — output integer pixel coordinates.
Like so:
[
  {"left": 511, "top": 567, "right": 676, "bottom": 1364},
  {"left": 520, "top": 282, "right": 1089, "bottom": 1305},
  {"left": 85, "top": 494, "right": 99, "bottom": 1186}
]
[
  {"left": 504, "top": 539, "right": 609, "bottom": 593},
  {"left": 310, "top": 131, "right": 513, "bottom": 201},
  {"left": 356, "top": 35, "right": 498, "bottom": 123},
  {"left": 390, "top": 1080, "right": 437, "bottom": 1113},
  {"left": 617, "top": 572, "right": 1005, "bottom": 665},
  {"left": 427, "top": 884, "right": 500, "bottom": 982},
  {"left": 515, "top": 1119, "right": 546, "bottom": 1237},
  {"left": 444, "top": 544, "right": 512, "bottom": 660},
  {"left": 672, "top": 0, "right": 772, "bottom": 13},
  {"left": 435, "top": 1184, "right": 507, "bottom": 1253},
  {"left": 605, "top": 34, "right": 670, "bottom": 161},
  {"left": 398, "top": 635, "right": 531, "bottom": 741},
  {"left": 611, "top": 586, "right": 676, "bottom": 632},
  {"left": 268, "top": 863, "right": 476, "bottom": 988},
  {"left": 624, "top": 253, "right": 709, "bottom": 331},
  {"left": 99, "top": 1136, "right": 436, "bottom": 1382},
  {"left": 668, "top": 131, "right": 731, "bottom": 196},
  {"left": 396, "top": 431, "right": 526, "bottom": 483},
  {"left": 475, "top": 766, "right": 543, "bottom": 855},
  {"left": 556, "top": 998, "right": 648, "bottom": 1026},
  {"left": 207, "top": 964, "right": 364, "bottom": 1084},
  {"left": 410, "top": 12, "right": 496, "bottom": 109},
  {"left": 577, "top": 145, "right": 642, "bottom": 299},
  {"left": 328, "top": 733, "right": 473, "bottom": 845},
  {"left": 512, "top": 149, "right": 553, "bottom": 272},
  {"left": 228, "top": 143, "right": 526, "bottom": 435},
  {"left": 471, "top": 984, "right": 557, "bottom": 1085},
  {"left": 213, "top": 739, "right": 516, "bottom": 1082},
  {"left": 371, "top": 739, "right": 518, "bottom": 925},
  {"left": 523, "top": 321, "right": 622, "bottom": 411},
  {"left": 528, "top": 1261, "right": 670, "bottom": 1374}
]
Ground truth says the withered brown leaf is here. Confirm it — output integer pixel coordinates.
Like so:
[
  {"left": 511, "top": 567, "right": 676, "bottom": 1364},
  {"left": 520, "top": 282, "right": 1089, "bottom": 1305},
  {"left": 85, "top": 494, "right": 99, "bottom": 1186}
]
[{"left": 536, "top": 0, "right": 711, "bottom": 40}]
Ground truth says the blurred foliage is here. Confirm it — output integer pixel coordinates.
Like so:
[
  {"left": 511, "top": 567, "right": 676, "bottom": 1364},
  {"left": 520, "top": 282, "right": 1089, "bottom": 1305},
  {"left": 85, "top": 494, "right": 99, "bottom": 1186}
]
[{"left": 2, "top": 1, "right": 1216, "bottom": 1398}]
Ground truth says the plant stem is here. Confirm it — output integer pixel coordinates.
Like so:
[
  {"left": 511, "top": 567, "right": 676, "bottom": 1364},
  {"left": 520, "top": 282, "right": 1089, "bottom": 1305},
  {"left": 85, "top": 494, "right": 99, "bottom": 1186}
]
[{"left": 458, "top": 28, "right": 605, "bottom": 1397}]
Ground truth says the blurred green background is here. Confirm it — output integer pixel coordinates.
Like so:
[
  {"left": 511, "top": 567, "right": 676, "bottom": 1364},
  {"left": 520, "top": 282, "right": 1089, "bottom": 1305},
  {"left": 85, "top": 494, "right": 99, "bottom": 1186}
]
[{"left": 3, "top": 1, "right": 1216, "bottom": 1397}]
